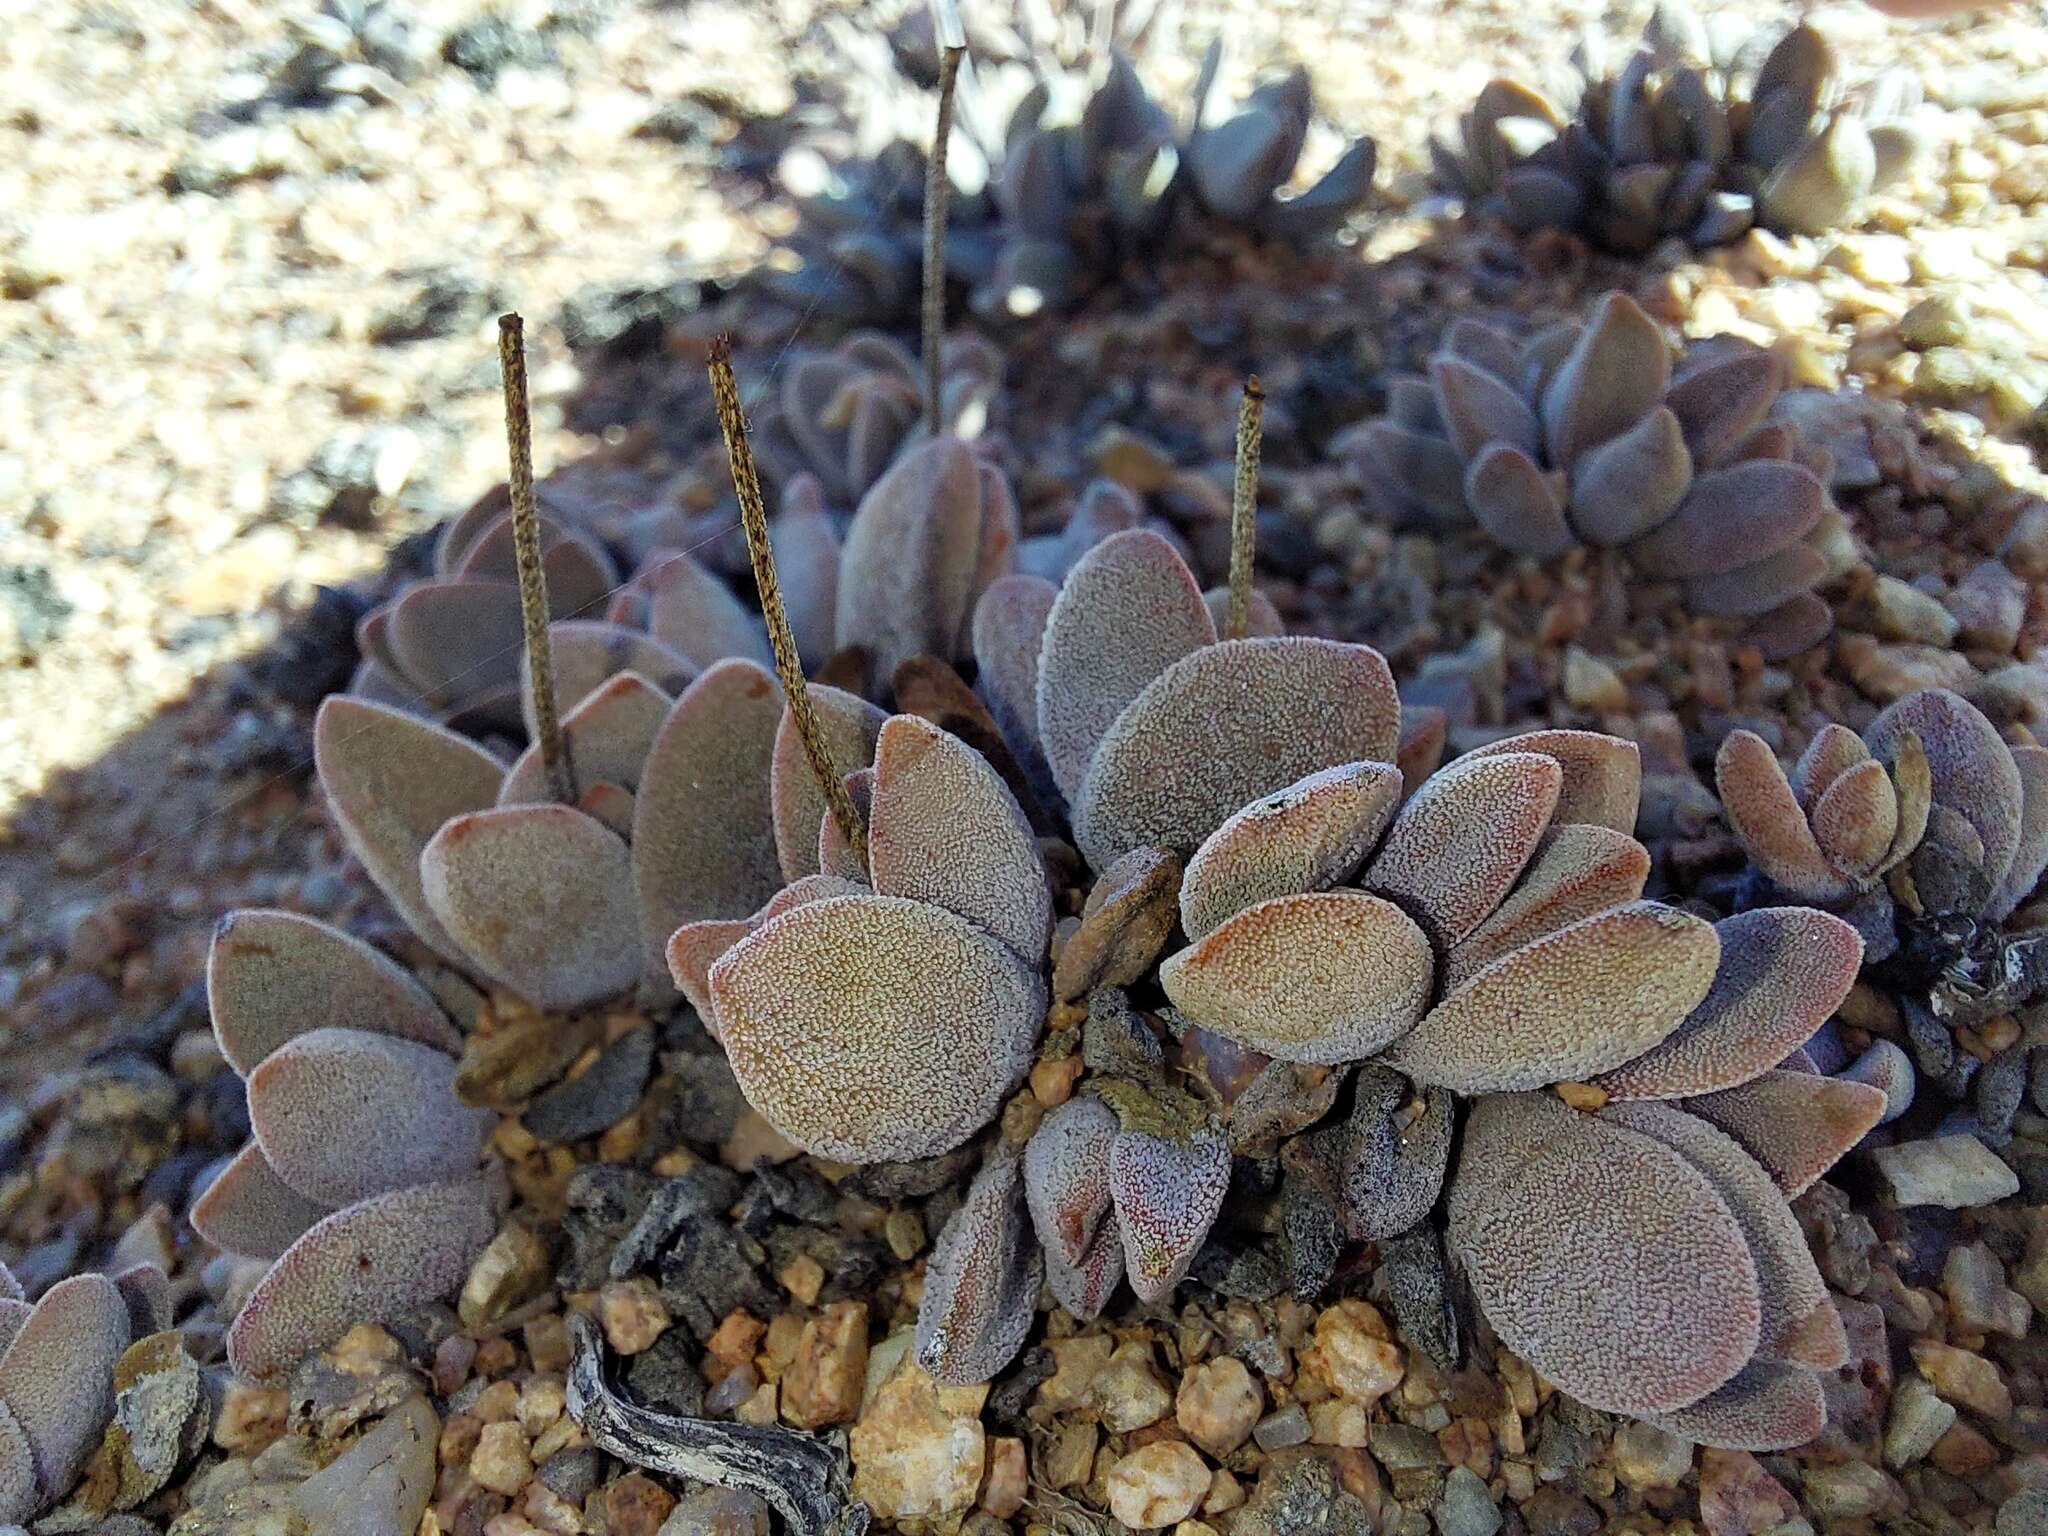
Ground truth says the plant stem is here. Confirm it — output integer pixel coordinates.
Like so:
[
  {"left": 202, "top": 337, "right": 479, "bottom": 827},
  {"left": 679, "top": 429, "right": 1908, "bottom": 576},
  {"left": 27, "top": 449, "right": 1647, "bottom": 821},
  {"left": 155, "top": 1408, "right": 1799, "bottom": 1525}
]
[
  {"left": 499, "top": 313, "right": 577, "bottom": 804},
  {"left": 1224, "top": 374, "right": 1265, "bottom": 641},
  {"left": 708, "top": 335, "right": 868, "bottom": 865},
  {"left": 922, "top": 40, "right": 966, "bottom": 438}
]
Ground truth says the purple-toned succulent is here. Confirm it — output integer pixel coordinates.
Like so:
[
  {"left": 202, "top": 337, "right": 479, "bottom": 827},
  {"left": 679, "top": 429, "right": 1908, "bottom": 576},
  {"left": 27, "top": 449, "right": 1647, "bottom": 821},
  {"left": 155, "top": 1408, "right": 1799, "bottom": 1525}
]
[
  {"left": 1339, "top": 291, "right": 1855, "bottom": 657},
  {"left": 0, "top": 1258, "right": 170, "bottom": 1522}
]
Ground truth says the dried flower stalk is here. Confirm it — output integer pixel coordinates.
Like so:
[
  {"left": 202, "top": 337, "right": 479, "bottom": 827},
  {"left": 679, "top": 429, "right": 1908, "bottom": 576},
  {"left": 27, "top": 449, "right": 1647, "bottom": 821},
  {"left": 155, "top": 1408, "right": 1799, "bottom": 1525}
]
[
  {"left": 499, "top": 313, "right": 576, "bottom": 803},
  {"left": 1225, "top": 374, "right": 1266, "bottom": 641}
]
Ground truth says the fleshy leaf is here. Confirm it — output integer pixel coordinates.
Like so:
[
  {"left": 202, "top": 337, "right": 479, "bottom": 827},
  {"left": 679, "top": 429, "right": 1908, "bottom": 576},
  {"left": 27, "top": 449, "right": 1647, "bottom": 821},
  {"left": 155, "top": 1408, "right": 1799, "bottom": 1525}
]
[
  {"left": 1024, "top": 1097, "right": 1118, "bottom": 1267},
  {"left": 1568, "top": 406, "right": 1692, "bottom": 546},
  {"left": 638, "top": 552, "right": 773, "bottom": 671},
  {"left": 0, "top": 1274, "right": 128, "bottom": 1501},
  {"left": 1075, "top": 637, "right": 1399, "bottom": 871},
  {"left": 1995, "top": 744, "right": 2048, "bottom": 919},
  {"left": 192, "top": 1141, "right": 334, "bottom": 1261},
  {"left": 1179, "top": 762, "right": 1403, "bottom": 940},
  {"left": 1447, "top": 1091, "right": 1759, "bottom": 1417},
  {"left": 1035, "top": 529, "right": 1215, "bottom": 806},
  {"left": 1643, "top": 1359, "right": 1827, "bottom": 1452},
  {"left": 709, "top": 895, "right": 1044, "bottom": 1162},
  {"left": 248, "top": 1028, "right": 492, "bottom": 1208},
  {"left": 634, "top": 660, "right": 786, "bottom": 979},
  {"left": 1594, "top": 908, "right": 1862, "bottom": 1100},
  {"left": 914, "top": 1148, "right": 1042, "bottom": 1386},
  {"left": 1791, "top": 724, "right": 1871, "bottom": 807},
  {"left": 227, "top": 1178, "right": 496, "bottom": 1384},
  {"left": 1601, "top": 1102, "right": 1843, "bottom": 1368},
  {"left": 772, "top": 475, "right": 843, "bottom": 671},
  {"left": 1626, "top": 461, "right": 1826, "bottom": 580},
  {"left": 664, "top": 919, "right": 755, "bottom": 1029},
  {"left": 1341, "top": 1065, "right": 1454, "bottom": 1241},
  {"left": 770, "top": 684, "right": 886, "bottom": 883},
  {"left": 1202, "top": 586, "right": 1285, "bottom": 638},
  {"left": 1809, "top": 759, "right": 1899, "bottom": 883},
  {"left": 420, "top": 805, "right": 641, "bottom": 1012},
  {"left": 1429, "top": 354, "right": 1541, "bottom": 463},
  {"left": 1383, "top": 902, "right": 1720, "bottom": 1093},
  {"left": 1465, "top": 443, "right": 1574, "bottom": 558},
  {"left": 1444, "top": 825, "right": 1652, "bottom": 988},
  {"left": 817, "top": 767, "right": 873, "bottom": 882},
  {"left": 1715, "top": 729, "right": 1841, "bottom": 900},
  {"left": 1540, "top": 292, "right": 1671, "bottom": 467},
  {"left": 531, "top": 621, "right": 698, "bottom": 734},
  {"left": 1046, "top": 1224, "right": 1124, "bottom": 1321},
  {"left": 1664, "top": 348, "right": 1784, "bottom": 468},
  {"left": 0, "top": 1397, "right": 33, "bottom": 1525},
  {"left": 0, "top": 1305, "right": 24, "bottom": 1360},
  {"left": 1840, "top": 1040, "right": 1915, "bottom": 1123},
  {"left": 500, "top": 672, "right": 670, "bottom": 806},
  {"left": 1160, "top": 891, "right": 1432, "bottom": 1064},
  {"left": 386, "top": 580, "right": 524, "bottom": 706},
  {"left": 1397, "top": 706, "right": 1448, "bottom": 798},
  {"left": 1864, "top": 688, "right": 2022, "bottom": 900},
  {"left": 208, "top": 909, "right": 458, "bottom": 1077},
  {"left": 1111, "top": 1125, "right": 1231, "bottom": 1302},
  {"left": 1686, "top": 544, "right": 1828, "bottom": 619},
  {"left": 972, "top": 574, "right": 1060, "bottom": 809},
  {"left": 868, "top": 716, "right": 1050, "bottom": 965},
  {"left": 1363, "top": 752, "right": 1561, "bottom": 947},
  {"left": 1457, "top": 729, "right": 1642, "bottom": 833},
  {"left": 1684, "top": 1071, "right": 1886, "bottom": 1196},
  {"left": 314, "top": 698, "right": 507, "bottom": 962}
]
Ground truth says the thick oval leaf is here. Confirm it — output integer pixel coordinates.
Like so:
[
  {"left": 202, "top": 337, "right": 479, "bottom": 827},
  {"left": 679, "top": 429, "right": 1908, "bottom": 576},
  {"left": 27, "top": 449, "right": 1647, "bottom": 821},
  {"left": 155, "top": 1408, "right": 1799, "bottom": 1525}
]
[
  {"left": 772, "top": 475, "right": 843, "bottom": 671},
  {"left": 915, "top": 1148, "right": 1041, "bottom": 1386},
  {"left": 1112, "top": 1126, "right": 1231, "bottom": 1302},
  {"left": 770, "top": 683, "right": 887, "bottom": 883},
  {"left": 1363, "top": 752, "right": 1561, "bottom": 947},
  {"left": 249, "top": 1028, "right": 493, "bottom": 1208},
  {"left": 1683, "top": 1071, "right": 1887, "bottom": 1197},
  {"left": 313, "top": 698, "right": 507, "bottom": 962},
  {"left": 1568, "top": 405, "right": 1693, "bottom": 546},
  {"left": 386, "top": 580, "right": 524, "bottom": 706},
  {"left": 1430, "top": 354, "right": 1541, "bottom": 463},
  {"left": 421, "top": 804, "right": 641, "bottom": 1012},
  {"left": 531, "top": 621, "right": 698, "bottom": 734},
  {"left": 1644, "top": 1359, "right": 1827, "bottom": 1452},
  {"left": 1075, "top": 638, "right": 1399, "bottom": 871},
  {"left": 1457, "top": 729, "right": 1641, "bottom": 833},
  {"left": 1790, "top": 722, "right": 1870, "bottom": 807},
  {"left": 1627, "top": 461, "right": 1826, "bottom": 580},
  {"left": 500, "top": 671, "right": 671, "bottom": 806},
  {"left": 1665, "top": 348, "right": 1783, "bottom": 468},
  {"left": 1024, "top": 1097, "right": 1118, "bottom": 1267},
  {"left": 1866, "top": 689, "right": 2023, "bottom": 906},
  {"left": 0, "top": 1397, "right": 34, "bottom": 1525},
  {"left": 1686, "top": 544, "right": 1828, "bottom": 618},
  {"left": 868, "top": 715, "right": 1050, "bottom": 965},
  {"left": 1180, "top": 762, "right": 1403, "bottom": 940},
  {"left": 1382, "top": 902, "right": 1720, "bottom": 1093},
  {"left": 209, "top": 909, "right": 458, "bottom": 1077},
  {"left": 1809, "top": 759, "right": 1899, "bottom": 883},
  {"left": 1541, "top": 292, "right": 1672, "bottom": 467},
  {"left": 1601, "top": 1102, "right": 1842, "bottom": 1368},
  {"left": 1594, "top": 908, "right": 1862, "bottom": 1100},
  {"left": 638, "top": 552, "right": 772, "bottom": 672},
  {"left": 1715, "top": 730, "right": 1841, "bottom": 900},
  {"left": 972, "top": 574, "right": 1060, "bottom": 809},
  {"left": 1035, "top": 529, "right": 1216, "bottom": 805},
  {"left": 0, "top": 1274, "right": 128, "bottom": 1498},
  {"left": 1995, "top": 745, "right": 2048, "bottom": 919},
  {"left": 1448, "top": 1092, "right": 1759, "bottom": 1417},
  {"left": 192, "top": 1141, "right": 334, "bottom": 1261},
  {"left": 709, "top": 895, "right": 1045, "bottom": 1162},
  {"left": 634, "top": 660, "right": 786, "bottom": 979},
  {"left": 1160, "top": 891, "right": 1433, "bottom": 1064},
  {"left": 1046, "top": 1224, "right": 1124, "bottom": 1322},
  {"left": 227, "top": 1179, "right": 496, "bottom": 1384},
  {"left": 1466, "top": 443, "right": 1574, "bottom": 558},
  {"left": 1444, "top": 824, "right": 1652, "bottom": 988}
]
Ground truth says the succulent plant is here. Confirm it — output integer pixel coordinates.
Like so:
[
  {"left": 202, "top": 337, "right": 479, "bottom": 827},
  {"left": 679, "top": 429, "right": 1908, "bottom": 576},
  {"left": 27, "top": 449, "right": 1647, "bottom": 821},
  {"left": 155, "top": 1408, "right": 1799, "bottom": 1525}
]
[
  {"left": 0, "top": 1258, "right": 171, "bottom": 1522},
  {"left": 1342, "top": 290, "right": 1853, "bottom": 657},
  {"left": 1432, "top": 4, "right": 1930, "bottom": 252}
]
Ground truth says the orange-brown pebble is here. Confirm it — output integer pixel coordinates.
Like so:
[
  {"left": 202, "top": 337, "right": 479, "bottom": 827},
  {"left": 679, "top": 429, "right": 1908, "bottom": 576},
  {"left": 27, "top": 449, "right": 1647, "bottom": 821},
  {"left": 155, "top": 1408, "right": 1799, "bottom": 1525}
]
[
  {"left": 476, "top": 1336, "right": 520, "bottom": 1375},
  {"left": 439, "top": 1414, "right": 485, "bottom": 1471},
  {"left": 1204, "top": 1467, "right": 1245, "bottom": 1514},
  {"left": 523, "top": 1314, "right": 572, "bottom": 1374},
  {"left": 1107, "top": 1442, "right": 1211, "bottom": 1528},
  {"left": 707, "top": 1310, "right": 767, "bottom": 1382},
  {"left": 469, "top": 1422, "right": 533, "bottom": 1497},
  {"left": 604, "top": 1472, "right": 679, "bottom": 1536},
  {"left": 1553, "top": 1081, "right": 1610, "bottom": 1111},
  {"left": 473, "top": 1381, "right": 521, "bottom": 1425},
  {"left": 1175, "top": 1357, "right": 1263, "bottom": 1457},
  {"left": 600, "top": 1277, "right": 672, "bottom": 1355},
  {"left": 784, "top": 1302, "right": 871, "bottom": 1429},
  {"left": 1301, "top": 1299, "right": 1405, "bottom": 1406},
  {"left": 212, "top": 1382, "right": 287, "bottom": 1453},
  {"left": 780, "top": 1254, "right": 827, "bottom": 1306},
  {"left": 980, "top": 1436, "right": 1028, "bottom": 1518},
  {"left": 1031, "top": 1054, "right": 1085, "bottom": 1107}
]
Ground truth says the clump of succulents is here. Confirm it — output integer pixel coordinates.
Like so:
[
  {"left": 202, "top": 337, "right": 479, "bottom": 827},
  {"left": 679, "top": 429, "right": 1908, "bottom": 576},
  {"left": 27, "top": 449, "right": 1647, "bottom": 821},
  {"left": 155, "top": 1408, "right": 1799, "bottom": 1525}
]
[
  {"left": 0, "top": 1258, "right": 171, "bottom": 1522},
  {"left": 1432, "top": 4, "right": 1930, "bottom": 252},
  {"left": 1718, "top": 687, "right": 2048, "bottom": 1129},
  {"left": 1343, "top": 290, "right": 1853, "bottom": 657}
]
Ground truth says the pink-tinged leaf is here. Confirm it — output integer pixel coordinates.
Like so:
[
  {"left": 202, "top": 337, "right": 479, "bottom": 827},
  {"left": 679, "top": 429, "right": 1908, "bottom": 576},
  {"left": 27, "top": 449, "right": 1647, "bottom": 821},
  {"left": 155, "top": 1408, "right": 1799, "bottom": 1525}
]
[
  {"left": 1019, "top": 481, "right": 1144, "bottom": 585},
  {"left": 709, "top": 895, "right": 1044, "bottom": 1162},
  {"left": 633, "top": 659, "right": 786, "bottom": 982},
  {"left": 1995, "top": 745, "right": 2048, "bottom": 920},
  {"left": 1397, "top": 707, "right": 1448, "bottom": 799},
  {"left": 1466, "top": 443, "right": 1574, "bottom": 558},
  {"left": 1715, "top": 729, "right": 1843, "bottom": 901},
  {"left": 1840, "top": 1040, "right": 1914, "bottom": 1123},
  {"left": 1664, "top": 347, "right": 1783, "bottom": 469},
  {"left": 434, "top": 496, "right": 517, "bottom": 577},
  {"left": 314, "top": 697, "right": 507, "bottom": 962},
  {"left": 1447, "top": 1091, "right": 1759, "bottom": 1417},
  {"left": 1075, "top": 637, "right": 1400, "bottom": 870},
  {"left": 386, "top": 580, "right": 524, "bottom": 706},
  {"left": 1035, "top": 529, "right": 1216, "bottom": 805},
  {"left": 248, "top": 1028, "right": 492, "bottom": 1208},
  {"left": 1383, "top": 902, "right": 1720, "bottom": 1093},
  {"left": 1540, "top": 291, "right": 1672, "bottom": 468},
  {"left": 0, "top": 1273, "right": 128, "bottom": 1497},
  {"left": 1866, "top": 689, "right": 2023, "bottom": 900},
  {"left": 1180, "top": 762, "right": 1403, "bottom": 940},
  {"left": 868, "top": 716, "right": 1050, "bottom": 964},
  {"left": 1024, "top": 1097, "right": 1118, "bottom": 1267},
  {"left": 1684, "top": 1071, "right": 1887, "bottom": 1197},
  {"left": 815, "top": 766, "right": 871, "bottom": 882},
  {"left": 575, "top": 781, "right": 636, "bottom": 838},
  {"left": 208, "top": 909, "right": 459, "bottom": 1078},
  {"left": 1809, "top": 759, "right": 1899, "bottom": 883},
  {"left": 1202, "top": 586, "right": 1284, "bottom": 639},
  {"left": 771, "top": 474, "right": 843, "bottom": 671},
  {"left": 1363, "top": 752, "right": 1562, "bottom": 947},
  {"left": 1111, "top": 1125, "right": 1230, "bottom": 1302},
  {"left": 1457, "top": 729, "right": 1642, "bottom": 834},
  {"left": 1686, "top": 543, "right": 1829, "bottom": 619},
  {"left": 1444, "top": 317, "right": 1523, "bottom": 380},
  {"left": 530, "top": 621, "right": 698, "bottom": 735},
  {"left": 1046, "top": 1223, "right": 1124, "bottom": 1321},
  {"left": 1445, "top": 825, "right": 1652, "bottom": 988},
  {"left": 1790, "top": 724, "right": 1872, "bottom": 808},
  {"left": 973, "top": 574, "right": 1060, "bottom": 810},
  {"left": 836, "top": 436, "right": 1007, "bottom": 685},
  {"left": 914, "top": 1147, "right": 1042, "bottom": 1386},
  {"left": 192, "top": 1141, "right": 334, "bottom": 1261},
  {"left": 1646, "top": 1359, "right": 1826, "bottom": 1452},
  {"left": 1594, "top": 908, "right": 1862, "bottom": 1100},
  {"left": 1567, "top": 405, "right": 1692, "bottom": 547},
  {"left": 1601, "top": 1102, "right": 1843, "bottom": 1368},
  {"left": 420, "top": 805, "right": 640, "bottom": 1012},
  {"left": 770, "top": 684, "right": 887, "bottom": 883},
  {"left": 1429, "top": 353, "right": 1541, "bottom": 463},
  {"left": 0, "top": 1397, "right": 31, "bottom": 1525},
  {"left": 227, "top": 1178, "right": 496, "bottom": 1384},
  {"left": 636, "top": 551, "right": 773, "bottom": 672},
  {"left": 499, "top": 671, "right": 670, "bottom": 806},
  {"left": 665, "top": 919, "right": 754, "bottom": 1031},
  {"left": 1161, "top": 891, "right": 1432, "bottom": 1065},
  {"left": 1627, "top": 461, "right": 1827, "bottom": 580}
]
